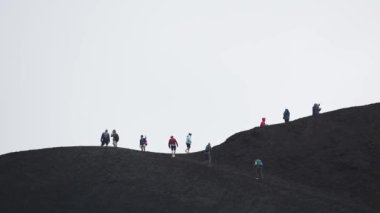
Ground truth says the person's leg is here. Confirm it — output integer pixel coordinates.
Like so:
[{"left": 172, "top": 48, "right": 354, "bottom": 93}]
[
  {"left": 257, "top": 167, "right": 263, "bottom": 179},
  {"left": 256, "top": 167, "right": 260, "bottom": 179},
  {"left": 172, "top": 146, "right": 176, "bottom": 157}
]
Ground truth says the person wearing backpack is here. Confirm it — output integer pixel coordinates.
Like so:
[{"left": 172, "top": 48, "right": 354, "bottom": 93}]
[
  {"left": 185, "top": 133, "right": 192, "bottom": 153},
  {"left": 100, "top": 130, "right": 110, "bottom": 147},
  {"left": 254, "top": 159, "right": 264, "bottom": 179},
  {"left": 140, "top": 135, "right": 147, "bottom": 152},
  {"left": 283, "top": 109, "right": 290, "bottom": 123},
  {"left": 312, "top": 103, "right": 321, "bottom": 116},
  {"left": 111, "top": 130, "right": 119, "bottom": 147},
  {"left": 168, "top": 136, "right": 178, "bottom": 157}
]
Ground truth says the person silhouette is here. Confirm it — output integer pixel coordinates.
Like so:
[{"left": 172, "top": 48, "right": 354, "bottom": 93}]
[
  {"left": 111, "top": 130, "right": 119, "bottom": 147},
  {"left": 100, "top": 130, "right": 110, "bottom": 147},
  {"left": 168, "top": 136, "right": 178, "bottom": 157},
  {"left": 185, "top": 133, "right": 192, "bottom": 153},
  {"left": 312, "top": 103, "right": 321, "bottom": 116},
  {"left": 283, "top": 109, "right": 290, "bottom": 123}
]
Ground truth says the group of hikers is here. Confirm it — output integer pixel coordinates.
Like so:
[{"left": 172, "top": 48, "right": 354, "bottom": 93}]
[
  {"left": 100, "top": 132, "right": 196, "bottom": 153},
  {"left": 260, "top": 103, "right": 322, "bottom": 127},
  {"left": 100, "top": 130, "right": 119, "bottom": 147},
  {"left": 99, "top": 103, "right": 322, "bottom": 179},
  {"left": 256, "top": 103, "right": 322, "bottom": 179},
  {"left": 100, "top": 131, "right": 213, "bottom": 166}
]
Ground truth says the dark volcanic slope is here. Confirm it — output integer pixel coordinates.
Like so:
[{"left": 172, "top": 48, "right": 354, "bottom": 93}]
[
  {"left": 0, "top": 103, "right": 379, "bottom": 213},
  {"left": 196, "top": 103, "right": 380, "bottom": 210}
]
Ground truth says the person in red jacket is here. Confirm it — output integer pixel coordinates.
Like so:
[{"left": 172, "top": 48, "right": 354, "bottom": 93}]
[
  {"left": 168, "top": 136, "right": 178, "bottom": 157},
  {"left": 260, "top": 118, "right": 266, "bottom": 127}
]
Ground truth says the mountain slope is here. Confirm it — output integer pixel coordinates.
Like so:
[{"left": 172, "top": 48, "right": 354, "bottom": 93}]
[
  {"left": 0, "top": 147, "right": 376, "bottom": 213},
  {"left": 196, "top": 103, "right": 380, "bottom": 210},
  {"left": 1, "top": 103, "right": 379, "bottom": 213}
]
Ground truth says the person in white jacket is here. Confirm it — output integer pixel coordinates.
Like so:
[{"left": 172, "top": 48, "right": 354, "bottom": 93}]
[{"left": 185, "top": 133, "right": 192, "bottom": 153}]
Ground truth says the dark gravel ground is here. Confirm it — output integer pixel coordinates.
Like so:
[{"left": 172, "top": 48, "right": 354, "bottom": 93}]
[{"left": 0, "top": 103, "right": 379, "bottom": 213}]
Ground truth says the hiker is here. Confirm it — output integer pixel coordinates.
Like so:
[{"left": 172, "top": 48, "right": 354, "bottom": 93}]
[
  {"left": 205, "top": 143, "right": 212, "bottom": 166},
  {"left": 254, "top": 159, "right": 263, "bottom": 179},
  {"left": 168, "top": 136, "right": 178, "bottom": 157},
  {"left": 283, "top": 109, "right": 290, "bottom": 123},
  {"left": 312, "top": 103, "right": 321, "bottom": 116},
  {"left": 140, "top": 135, "right": 147, "bottom": 152},
  {"left": 100, "top": 130, "right": 110, "bottom": 147},
  {"left": 185, "top": 133, "right": 192, "bottom": 153},
  {"left": 260, "top": 118, "right": 266, "bottom": 127},
  {"left": 111, "top": 130, "right": 119, "bottom": 147}
]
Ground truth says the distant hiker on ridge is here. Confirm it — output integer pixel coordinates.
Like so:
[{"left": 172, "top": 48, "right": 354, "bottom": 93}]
[
  {"left": 140, "top": 135, "right": 147, "bottom": 152},
  {"left": 111, "top": 130, "right": 119, "bottom": 147},
  {"left": 205, "top": 143, "right": 212, "bottom": 167},
  {"left": 254, "top": 159, "right": 263, "bottom": 180},
  {"left": 283, "top": 109, "right": 290, "bottom": 123},
  {"left": 168, "top": 136, "right": 178, "bottom": 157},
  {"left": 260, "top": 118, "right": 266, "bottom": 127},
  {"left": 185, "top": 133, "right": 192, "bottom": 153},
  {"left": 312, "top": 103, "right": 321, "bottom": 116},
  {"left": 100, "top": 130, "right": 110, "bottom": 147}
]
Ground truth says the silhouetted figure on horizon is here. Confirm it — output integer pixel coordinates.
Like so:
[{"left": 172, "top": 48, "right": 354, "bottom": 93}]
[
  {"left": 254, "top": 159, "right": 263, "bottom": 180},
  {"left": 260, "top": 118, "right": 266, "bottom": 127},
  {"left": 205, "top": 143, "right": 212, "bottom": 167},
  {"left": 168, "top": 136, "right": 178, "bottom": 157},
  {"left": 312, "top": 103, "right": 321, "bottom": 116},
  {"left": 185, "top": 133, "right": 192, "bottom": 153},
  {"left": 111, "top": 130, "right": 119, "bottom": 147},
  {"left": 140, "top": 135, "right": 147, "bottom": 152},
  {"left": 101, "top": 130, "right": 110, "bottom": 147},
  {"left": 283, "top": 109, "right": 290, "bottom": 123}
]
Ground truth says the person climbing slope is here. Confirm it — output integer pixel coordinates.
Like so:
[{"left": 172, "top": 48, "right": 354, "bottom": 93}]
[
  {"left": 185, "top": 133, "right": 192, "bottom": 153},
  {"left": 100, "top": 130, "right": 110, "bottom": 147},
  {"left": 283, "top": 109, "right": 290, "bottom": 123},
  {"left": 140, "top": 135, "right": 147, "bottom": 152},
  {"left": 168, "top": 136, "right": 178, "bottom": 157},
  {"left": 111, "top": 130, "right": 119, "bottom": 147},
  {"left": 260, "top": 118, "right": 266, "bottom": 127},
  {"left": 254, "top": 159, "right": 264, "bottom": 179},
  {"left": 312, "top": 103, "right": 321, "bottom": 116}
]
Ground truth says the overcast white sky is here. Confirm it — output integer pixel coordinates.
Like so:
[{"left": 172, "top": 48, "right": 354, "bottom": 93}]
[{"left": 1, "top": 0, "right": 379, "bottom": 155}]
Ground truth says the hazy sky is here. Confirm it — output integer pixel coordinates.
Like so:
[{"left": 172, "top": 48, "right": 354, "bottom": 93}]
[{"left": 1, "top": 0, "right": 379, "bottom": 155}]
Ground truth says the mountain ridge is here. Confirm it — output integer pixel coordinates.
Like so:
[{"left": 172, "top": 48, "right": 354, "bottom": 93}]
[{"left": 1, "top": 103, "right": 379, "bottom": 213}]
